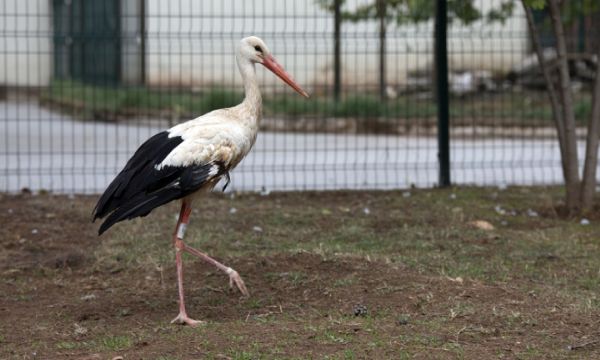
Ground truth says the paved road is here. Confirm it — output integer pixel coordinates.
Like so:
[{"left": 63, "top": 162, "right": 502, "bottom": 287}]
[{"left": 0, "top": 101, "right": 583, "bottom": 194}]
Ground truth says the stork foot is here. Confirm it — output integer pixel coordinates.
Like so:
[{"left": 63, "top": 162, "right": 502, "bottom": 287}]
[
  {"left": 227, "top": 267, "right": 249, "bottom": 296},
  {"left": 171, "top": 313, "right": 205, "bottom": 327}
]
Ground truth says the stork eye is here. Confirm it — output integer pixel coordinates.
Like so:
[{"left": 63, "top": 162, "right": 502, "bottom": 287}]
[{"left": 254, "top": 45, "right": 263, "bottom": 53}]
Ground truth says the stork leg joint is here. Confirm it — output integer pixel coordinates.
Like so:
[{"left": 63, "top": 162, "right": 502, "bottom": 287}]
[{"left": 174, "top": 238, "right": 185, "bottom": 252}]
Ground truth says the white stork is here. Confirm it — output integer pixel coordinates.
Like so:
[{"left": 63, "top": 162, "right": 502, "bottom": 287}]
[{"left": 93, "top": 36, "right": 309, "bottom": 326}]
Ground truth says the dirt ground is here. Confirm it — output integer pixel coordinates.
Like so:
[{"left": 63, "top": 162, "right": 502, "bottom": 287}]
[{"left": 1, "top": 188, "right": 600, "bottom": 359}]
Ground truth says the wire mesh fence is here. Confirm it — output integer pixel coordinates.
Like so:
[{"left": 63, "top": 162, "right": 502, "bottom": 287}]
[{"left": 1, "top": 0, "right": 597, "bottom": 194}]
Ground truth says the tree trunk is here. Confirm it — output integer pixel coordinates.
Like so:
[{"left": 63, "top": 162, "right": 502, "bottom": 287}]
[
  {"left": 522, "top": 3, "right": 568, "bottom": 179},
  {"left": 548, "top": 0, "right": 581, "bottom": 213},
  {"left": 580, "top": 45, "right": 600, "bottom": 211}
]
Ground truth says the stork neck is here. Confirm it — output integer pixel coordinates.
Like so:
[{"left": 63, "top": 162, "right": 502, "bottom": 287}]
[{"left": 237, "top": 58, "right": 262, "bottom": 115}]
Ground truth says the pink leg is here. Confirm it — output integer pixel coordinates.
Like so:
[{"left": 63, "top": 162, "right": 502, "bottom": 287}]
[
  {"left": 181, "top": 243, "right": 249, "bottom": 296},
  {"left": 170, "top": 200, "right": 249, "bottom": 326},
  {"left": 170, "top": 201, "right": 203, "bottom": 326}
]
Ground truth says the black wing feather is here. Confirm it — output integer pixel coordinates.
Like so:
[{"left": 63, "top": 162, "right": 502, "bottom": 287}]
[
  {"left": 96, "top": 163, "right": 226, "bottom": 235},
  {"left": 93, "top": 131, "right": 228, "bottom": 235},
  {"left": 93, "top": 131, "right": 183, "bottom": 219}
]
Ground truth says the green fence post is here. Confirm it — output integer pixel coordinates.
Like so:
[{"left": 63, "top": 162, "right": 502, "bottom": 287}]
[{"left": 435, "top": 0, "right": 451, "bottom": 187}]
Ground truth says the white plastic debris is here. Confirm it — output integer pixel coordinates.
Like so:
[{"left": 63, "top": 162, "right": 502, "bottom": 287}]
[
  {"left": 363, "top": 207, "right": 370, "bottom": 215},
  {"left": 229, "top": 207, "right": 237, "bottom": 214},
  {"left": 449, "top": 193, "right": 457, "bottom": 200},
  {"left": 260, "top": 187, "right": 270, "bottom": 196},
  {"left": 580, "top": 218, "right": 590, "bottom": 225},
  {"left": 402, "top": 191, "right": 411, "bottom": 198},
  {"left": 253, "top": 226, "right": 263, "bottom": 233}
]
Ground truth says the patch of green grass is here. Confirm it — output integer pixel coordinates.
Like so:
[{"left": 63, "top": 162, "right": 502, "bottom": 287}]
[
  {"left": 319, "top": 330, "right": 352, "bottom": 345},
  {"left": 229, "top": 350, "right": 262, "bottom": 360},
  {"left": 518, "top": 345, "right": 543, "bottom": 359},
  {"left": 42, "top": 79, "right": 594, "bottom": 127},
  {"left": 333, "top": 276, "right": 355, "bottom": 288},
  {"left": 99, "top": 335, "right": 132, "bottom": 351},
  {"left": 343, "top": 349, "right": 357, "bottom": 360},
  {"left": 56, "top": 341, "right": 78, "bottom": 350},
  {"left": 42, "top": 79, "right": 241, "bottom": 120},
  {"left": 245, "top": 298, "right": 263, "bottom": 309}
]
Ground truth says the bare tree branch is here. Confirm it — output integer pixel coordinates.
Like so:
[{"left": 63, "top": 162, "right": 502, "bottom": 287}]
[{"left": 522, "top": 2, "right": 568, "bottom": 177}]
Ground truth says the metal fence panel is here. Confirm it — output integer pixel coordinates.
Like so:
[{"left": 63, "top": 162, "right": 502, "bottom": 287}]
[{"left": 0, "top": 0, "right": 596, "bottom": 194}]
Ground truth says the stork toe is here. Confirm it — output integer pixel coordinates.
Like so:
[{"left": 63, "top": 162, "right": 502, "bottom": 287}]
[
  {"left": 171, "top": 313, "right": 205, "bottom": 327},
  {"left": 227, "top": 268, "right": 249, "bottom": 296}
]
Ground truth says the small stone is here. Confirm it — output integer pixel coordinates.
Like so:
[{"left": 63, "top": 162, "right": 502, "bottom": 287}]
[
  {"left": 449, "top": 193, "right": 457, "bottom": 199},
  {"left": 446, "top": 276, "right": 464, "bottom": 284},
  {"left": 252, "top": 226, "right": 263, "bottom": 233},
  {"left": 363, "top": 207, "right": 370, "bottom": 215},
  {"left": 31, "top": 229, "right": 38, "bottom": 235},
  {"left": 7, "top": 209, "right": 13, "bottom": 214},
  {"left": 397, "top": 316, "right": 409, "bottom": 325},
  {"left": 229, "top": 207, "right": 237, "bottom": 214},
  {"left": 80, "top": 294, "right": 96, "bottom": 301},
  {"left": 353, "top": 304, "right": 368, "bottom": 317},
  {"left": 402, "top": 191, "right": 411, "bottom": 198},
  {"left": 527, "top": 209, "right": 539, "bottom": 217},
  {"left": 494, "top": 205, "right": 506, "bottom": 215},
  {"left": 469, "top": 220, "right": 495, "bottom": 231},
  {"left": 581, "top": 218, "right": 590, "bottom": 225},
  {"left": 74, "top": 323, "right": 88, "bottom": 335}
]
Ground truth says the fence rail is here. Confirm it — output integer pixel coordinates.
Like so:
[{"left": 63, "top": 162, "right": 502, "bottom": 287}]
[{"left": 1, "top": 0, "right": 597, "bottom": 194}]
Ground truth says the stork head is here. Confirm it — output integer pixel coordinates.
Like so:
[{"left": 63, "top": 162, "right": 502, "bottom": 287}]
[{"left": 238, "top": 36, "right": 309, "bottom": 98}]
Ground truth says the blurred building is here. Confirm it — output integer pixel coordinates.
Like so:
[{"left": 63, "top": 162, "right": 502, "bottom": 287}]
[{"left": 5, "top": 0, "right": 595, "bottom": 91}]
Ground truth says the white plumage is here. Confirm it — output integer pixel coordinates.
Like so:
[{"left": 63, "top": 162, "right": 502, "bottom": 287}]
[{"left": 93, "top": 36, "right": 308, "bottom": 326}]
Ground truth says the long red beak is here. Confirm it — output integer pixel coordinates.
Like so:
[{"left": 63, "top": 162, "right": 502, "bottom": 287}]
[{"left": 262, "top": 55, "right": 309, "bottom": 98}]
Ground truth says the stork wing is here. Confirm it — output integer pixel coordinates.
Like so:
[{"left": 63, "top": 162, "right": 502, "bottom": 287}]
[{"left": 93, "top": 130, "right": 230, "bottom": 235}]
